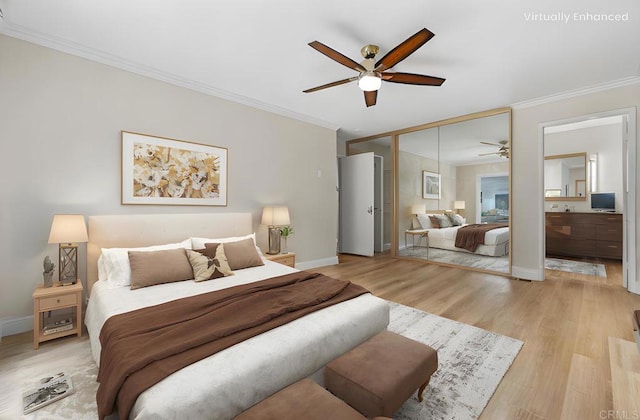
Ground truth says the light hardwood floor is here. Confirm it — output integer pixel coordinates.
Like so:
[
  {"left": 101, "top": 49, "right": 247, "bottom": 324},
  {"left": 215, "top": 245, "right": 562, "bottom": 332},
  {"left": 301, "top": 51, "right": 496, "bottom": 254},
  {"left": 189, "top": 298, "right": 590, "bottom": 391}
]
[
  {"left": 311, "top": 254, "right": 640, "bottom": 420},
  {"left": 2, "top": 254, "right": 639, "bottom": 419}
]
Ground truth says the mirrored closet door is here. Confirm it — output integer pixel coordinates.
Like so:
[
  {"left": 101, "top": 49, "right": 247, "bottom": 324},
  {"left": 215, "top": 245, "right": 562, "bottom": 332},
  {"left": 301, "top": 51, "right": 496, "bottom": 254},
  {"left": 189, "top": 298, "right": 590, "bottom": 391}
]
[{"left": 395, "top": 109, "right": 512, "bottom": 275}]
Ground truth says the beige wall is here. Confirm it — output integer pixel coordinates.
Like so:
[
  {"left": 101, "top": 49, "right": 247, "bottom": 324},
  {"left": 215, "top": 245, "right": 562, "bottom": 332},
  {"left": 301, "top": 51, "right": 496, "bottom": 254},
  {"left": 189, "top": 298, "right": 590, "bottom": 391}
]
[
  {"left": 511, "top": 82, "right": 640, "bottom": 282},
  {"left": 398, "top": 150, "right": 455, "bottom": 247},
  {"left": 0, "top": 35, "right": 338, "bottom": 328}
]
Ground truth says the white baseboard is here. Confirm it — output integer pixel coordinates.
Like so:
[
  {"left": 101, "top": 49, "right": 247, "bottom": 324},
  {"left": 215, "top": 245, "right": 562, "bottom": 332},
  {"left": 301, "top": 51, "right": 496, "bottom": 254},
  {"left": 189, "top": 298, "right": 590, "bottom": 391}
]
[
  {"left": 1, "top": 315, "right": 33, "bottom": 338},
  {"left": 295, "top": 256, "right": 339, "bottom": 270},
  {"left": 511, "top": 265, "right": 544, "bottom": 281}
]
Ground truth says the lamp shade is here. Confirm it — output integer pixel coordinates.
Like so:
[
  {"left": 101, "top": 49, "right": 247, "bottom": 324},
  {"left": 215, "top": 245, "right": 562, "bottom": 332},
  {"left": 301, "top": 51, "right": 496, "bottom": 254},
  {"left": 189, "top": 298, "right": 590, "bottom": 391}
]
[
  {"left": 410, "top": 204, "right": 425, "bottom": 215},
  {"left": 48, "top": 215, "right": 88, "bottom": 244},
  {"left": 261, "top": 206, "right": 290, "bottom": 226},
  {"left": 454, "top": 201, "right": 466, "bottom": 210}
]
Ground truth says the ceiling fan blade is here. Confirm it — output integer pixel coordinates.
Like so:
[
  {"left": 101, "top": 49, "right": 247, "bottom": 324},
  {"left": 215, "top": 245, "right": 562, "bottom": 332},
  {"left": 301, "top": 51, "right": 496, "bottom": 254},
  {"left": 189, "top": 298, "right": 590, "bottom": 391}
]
[
  {"left": 374, "top": 28, "right": 435, "bottom": 72},
  {"left": 480, "top": 141, "right": 503, "bottom": 147},
  {"left": 381, "top": 72, "right": 445, "bottom": 86},
  {"left": 303, "top": 77, "right": 358, "bottom": 93},
  {"left": 364, "top": 90, "right": 377, "bottom": 107},
  {"left": 308, "top": 41, "right": 366, "bottom": 72},
  {"left": 478, "top": 151, "right": 500, "bottom": 156}
]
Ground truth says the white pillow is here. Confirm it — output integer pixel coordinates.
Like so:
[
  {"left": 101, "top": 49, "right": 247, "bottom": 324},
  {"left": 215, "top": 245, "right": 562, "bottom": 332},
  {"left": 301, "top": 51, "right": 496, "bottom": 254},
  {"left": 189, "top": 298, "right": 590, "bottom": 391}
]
[
  {"left": 101, "top": 239, "right": 192, "bottom": 287},
  {"left": 97, "top": 255, "right": 108, "bottom": 281},
  {"left": 191, "top": 233, "right": 264, "bottom": 257},
  {"left": 416, "top": 214, "right": 435, "bottom": 229}
]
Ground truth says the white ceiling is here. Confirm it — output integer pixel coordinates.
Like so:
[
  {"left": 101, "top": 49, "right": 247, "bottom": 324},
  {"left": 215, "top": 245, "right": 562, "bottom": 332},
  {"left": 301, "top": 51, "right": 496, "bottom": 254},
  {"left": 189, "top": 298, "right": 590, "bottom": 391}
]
[{"left": 1, "top": 0, "right": 638, "bottom": 141}]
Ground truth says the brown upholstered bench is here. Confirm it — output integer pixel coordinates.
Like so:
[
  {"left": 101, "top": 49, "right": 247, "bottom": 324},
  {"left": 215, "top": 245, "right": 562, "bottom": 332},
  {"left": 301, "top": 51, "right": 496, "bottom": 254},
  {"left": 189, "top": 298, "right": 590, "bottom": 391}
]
[
  {"left": 324, "top": 330, "right": 438, "bottom": 418},
  {"left": 235, "top": 378, "right": 392, "bottom": 420}
]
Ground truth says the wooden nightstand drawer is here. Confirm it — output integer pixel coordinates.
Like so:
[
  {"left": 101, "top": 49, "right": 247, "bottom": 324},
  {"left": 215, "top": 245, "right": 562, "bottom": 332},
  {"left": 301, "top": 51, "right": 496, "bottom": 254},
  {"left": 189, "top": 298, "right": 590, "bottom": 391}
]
[
  {"left": 39, "top": 293, "right": 78, "bottom": 311},
  {"left": 265, "top": 252, "right": 296, "bottom": 268},
  {"left": 276, "top": 255, "right": 295, "bottom": 267}
]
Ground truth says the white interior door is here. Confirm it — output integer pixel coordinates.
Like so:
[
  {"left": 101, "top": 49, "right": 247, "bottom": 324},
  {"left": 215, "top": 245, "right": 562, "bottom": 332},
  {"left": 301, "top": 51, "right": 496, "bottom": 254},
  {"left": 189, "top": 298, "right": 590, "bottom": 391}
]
[
  {"left": 340, "top": 153, "right": 374, "bottom": 256},
  {"left": 374, "top": 155, "right": 384, "bottom": 253}
]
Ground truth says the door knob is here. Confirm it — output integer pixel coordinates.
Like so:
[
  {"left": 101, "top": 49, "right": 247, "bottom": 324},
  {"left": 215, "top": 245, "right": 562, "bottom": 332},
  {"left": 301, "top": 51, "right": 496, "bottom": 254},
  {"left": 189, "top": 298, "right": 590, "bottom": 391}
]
[{"left": 367, "top": 206, "right": 373, "bottom": 214}]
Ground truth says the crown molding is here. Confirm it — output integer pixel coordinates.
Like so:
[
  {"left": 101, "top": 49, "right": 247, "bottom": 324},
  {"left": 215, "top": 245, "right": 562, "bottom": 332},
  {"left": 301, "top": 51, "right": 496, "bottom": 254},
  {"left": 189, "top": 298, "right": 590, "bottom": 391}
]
[
  {"left": 511, "top": 76, "right": 640, "bottom": 110},
  {"left": 0, "top": 24, "right": 340, "bottom": 132}
]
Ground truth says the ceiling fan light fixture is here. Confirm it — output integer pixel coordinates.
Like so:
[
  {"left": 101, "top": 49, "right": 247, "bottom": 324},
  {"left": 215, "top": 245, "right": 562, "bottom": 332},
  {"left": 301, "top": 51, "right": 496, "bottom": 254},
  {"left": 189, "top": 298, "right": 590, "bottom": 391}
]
[{"left": 358, "top": 72, "right": 381, "bottom": 91}]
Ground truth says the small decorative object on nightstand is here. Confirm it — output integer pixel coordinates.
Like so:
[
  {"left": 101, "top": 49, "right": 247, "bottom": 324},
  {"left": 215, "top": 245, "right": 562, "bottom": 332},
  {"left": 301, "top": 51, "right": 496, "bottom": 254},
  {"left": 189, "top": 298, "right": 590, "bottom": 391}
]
[
  {"left": 32, "top": 282, "right": 83, "bottom": 349},
  {"left": 42, "top": 256, "right": 55, "bottom": 288},
  {"left": 265, "top": 252, "right": 296, "bottom": 268},
  {"left": 280, "top": 225, "right": 294, "bottom": 254}
]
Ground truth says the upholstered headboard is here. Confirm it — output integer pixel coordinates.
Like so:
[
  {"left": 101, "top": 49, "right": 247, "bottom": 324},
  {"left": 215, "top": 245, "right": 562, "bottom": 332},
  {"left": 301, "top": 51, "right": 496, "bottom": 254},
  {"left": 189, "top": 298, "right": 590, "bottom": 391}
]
[{"left": 87, "top": 213, "right": 252, "bottom": 295}]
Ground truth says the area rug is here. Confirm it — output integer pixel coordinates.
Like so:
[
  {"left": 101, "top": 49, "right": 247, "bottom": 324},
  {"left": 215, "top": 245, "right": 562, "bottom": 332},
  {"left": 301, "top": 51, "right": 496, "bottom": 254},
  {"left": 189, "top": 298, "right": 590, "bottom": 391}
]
[
  {"left": 399, "top": 247, "right": 510, "bottom": 273},
  {"left": 545, "top": 257, "right": 607, "bottom": 277},
  {"left": 387, "top": 302, "right": 523, "bottom": 419},
  {"left": 1, "top": 302, "right": 523, "bottom": 420},
  {"left": 399, "top": 247, "right": 607, "bottom": 278}
]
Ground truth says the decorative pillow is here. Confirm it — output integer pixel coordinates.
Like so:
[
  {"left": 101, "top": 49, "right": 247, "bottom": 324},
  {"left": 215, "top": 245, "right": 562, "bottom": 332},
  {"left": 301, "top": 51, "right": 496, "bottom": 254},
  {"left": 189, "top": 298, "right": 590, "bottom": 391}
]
[
  {"left": 186, "top": 246, "right": 233, "bottom": 282},
  {"left": 205, "top": 238, "right": 264, "bottom": 270},
  {"left": 434, "top": 214, "right": 453, "bottom": 228},
  {"left": 128, "top": 248, "right": 194, "bottom": 290},
  {"left": 446, "top": 213, "right": 466, "bottom": 226},
  {"left": 416, "top": 214, "right": 434, "bottom": 229},
  {"left": 428, "top": 215, "right": 441, "bottom": 228},
  {"left": 101, "top": 239, "right": 191, "bottom": 287}
]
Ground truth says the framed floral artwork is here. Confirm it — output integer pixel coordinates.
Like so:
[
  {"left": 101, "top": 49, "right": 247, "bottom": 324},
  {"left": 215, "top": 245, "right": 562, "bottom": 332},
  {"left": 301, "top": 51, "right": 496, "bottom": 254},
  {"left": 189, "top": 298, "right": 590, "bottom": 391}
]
[
  {"left": 121, "top": 131, "right": 228, "bottom": 206},
  {"left": 422, "top": 171, "right": 441, "bottom": 199}
]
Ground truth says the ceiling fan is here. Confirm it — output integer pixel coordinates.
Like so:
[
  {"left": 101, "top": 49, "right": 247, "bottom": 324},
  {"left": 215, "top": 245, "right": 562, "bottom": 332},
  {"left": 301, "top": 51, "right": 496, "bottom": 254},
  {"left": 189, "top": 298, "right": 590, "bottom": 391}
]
[
  {"left": 478, "top": 140, "right": 510, "bottom": 158},
  {"left": 303, "top": 28, "right": 446, "bottom": 107}
]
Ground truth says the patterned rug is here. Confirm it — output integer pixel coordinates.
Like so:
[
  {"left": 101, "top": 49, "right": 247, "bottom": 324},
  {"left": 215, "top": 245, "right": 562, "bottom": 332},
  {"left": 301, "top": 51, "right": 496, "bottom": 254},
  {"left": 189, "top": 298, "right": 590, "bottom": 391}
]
[
  {"left": 388, "top": 302, "right": 523, "bottom": 419},
  {"left": 1, "top": 302, "right": 523, "bottom": 420},
  {"left": 399, "top": 247, "right": 607, "bottom": 277}
]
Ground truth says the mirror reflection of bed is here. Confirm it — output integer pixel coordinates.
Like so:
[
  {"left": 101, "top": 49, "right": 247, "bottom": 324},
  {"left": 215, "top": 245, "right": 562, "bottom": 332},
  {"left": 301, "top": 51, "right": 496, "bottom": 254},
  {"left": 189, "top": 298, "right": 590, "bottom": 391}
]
[{"left": 399, "top": 210, "right": 510, "bottom": 274}]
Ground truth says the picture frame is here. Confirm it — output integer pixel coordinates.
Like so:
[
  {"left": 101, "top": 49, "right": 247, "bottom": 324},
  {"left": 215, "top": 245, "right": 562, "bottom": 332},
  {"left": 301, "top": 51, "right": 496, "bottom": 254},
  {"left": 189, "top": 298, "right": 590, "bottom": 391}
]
[
  {"left": 422, "top": 171, "right": 441, "bottom": 199},
  {"left": 122, "top": 131, "right": 228, "bottom": 206}
]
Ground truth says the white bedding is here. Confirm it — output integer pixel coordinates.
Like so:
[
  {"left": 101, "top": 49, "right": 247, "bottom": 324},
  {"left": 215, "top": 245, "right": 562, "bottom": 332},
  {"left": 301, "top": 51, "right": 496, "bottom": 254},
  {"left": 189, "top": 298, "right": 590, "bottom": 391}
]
[
  {"left": 86, "top": 259, "right": 390, "bottom": 420},
  {"left": 427, "top": 225, "right": 509, "bottom": 256},
  {"left": 427, "top": 225, "right": 509, "bottom": 246}
]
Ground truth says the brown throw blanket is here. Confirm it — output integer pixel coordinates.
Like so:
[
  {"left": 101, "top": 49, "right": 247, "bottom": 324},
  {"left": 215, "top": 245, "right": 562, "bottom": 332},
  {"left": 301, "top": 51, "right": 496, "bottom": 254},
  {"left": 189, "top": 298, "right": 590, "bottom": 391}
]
[
  {"left": 96, "top": 272, "right": 368, "bottom": 420},
  {"left": 454, "top": 223, "right": 508, "bottom": 252}
]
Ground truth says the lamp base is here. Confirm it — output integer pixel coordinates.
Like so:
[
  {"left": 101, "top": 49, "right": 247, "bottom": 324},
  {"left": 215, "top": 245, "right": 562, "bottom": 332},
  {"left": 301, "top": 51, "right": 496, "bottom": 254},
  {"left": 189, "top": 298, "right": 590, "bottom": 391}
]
[
  {"left": 267, "top": 227, "right": 282, "bottom": 255},
  {"left": 59, "top": 243, "right": 78, "bottom": 284}
]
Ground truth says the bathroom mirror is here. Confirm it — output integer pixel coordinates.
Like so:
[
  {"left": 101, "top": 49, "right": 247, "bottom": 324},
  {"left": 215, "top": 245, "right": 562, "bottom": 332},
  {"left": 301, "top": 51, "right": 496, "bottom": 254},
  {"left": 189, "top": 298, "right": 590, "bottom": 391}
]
[{"left": 544, "top": 153, "right": 587, "bottom": 201}]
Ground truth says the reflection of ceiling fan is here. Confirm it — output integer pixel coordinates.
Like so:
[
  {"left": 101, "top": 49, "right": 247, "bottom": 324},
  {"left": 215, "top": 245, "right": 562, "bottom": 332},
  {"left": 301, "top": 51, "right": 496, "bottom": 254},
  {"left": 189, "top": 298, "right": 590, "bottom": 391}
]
[
  {"left": 478, "top": 140, "right": 510, "bottom": 158},
  {"left": 303, "top": 28, "right": 446, "bottom": 107}
]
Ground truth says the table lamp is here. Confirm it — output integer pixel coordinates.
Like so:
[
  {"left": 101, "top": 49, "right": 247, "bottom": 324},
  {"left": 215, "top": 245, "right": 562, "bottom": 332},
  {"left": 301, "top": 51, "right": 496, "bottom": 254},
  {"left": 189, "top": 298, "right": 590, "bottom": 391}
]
[
  {"left": 411, "top": 204, "right": 425, "bottom": 215},
  {"left": 454, "top": 201, "right": 466, "bottom": 214},
  {"left": 48, "top": 214, "right": 88, "bottom": 284},
  {"left": 261, "top": 206, "right": 290, "bottom": 255}
]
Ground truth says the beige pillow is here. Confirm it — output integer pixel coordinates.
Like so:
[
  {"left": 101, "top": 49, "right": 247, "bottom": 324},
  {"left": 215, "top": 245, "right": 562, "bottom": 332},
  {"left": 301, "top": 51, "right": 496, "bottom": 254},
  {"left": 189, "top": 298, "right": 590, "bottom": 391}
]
[
  {"left": 186, "top": 246, "right": 233, "bottom": 282},
  {"left": 128, "top": 248, "right": 194, "bottom": 290},
  {"left": 205, "top": 238, "right": 264, "bottom": 270}
]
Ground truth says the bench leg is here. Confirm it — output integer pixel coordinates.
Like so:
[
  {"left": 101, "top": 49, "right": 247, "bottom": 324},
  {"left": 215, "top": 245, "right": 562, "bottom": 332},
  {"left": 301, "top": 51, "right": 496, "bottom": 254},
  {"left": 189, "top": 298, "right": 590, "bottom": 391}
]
[{"left": 417, "top": 377, "right": 431, "bottom": 402}]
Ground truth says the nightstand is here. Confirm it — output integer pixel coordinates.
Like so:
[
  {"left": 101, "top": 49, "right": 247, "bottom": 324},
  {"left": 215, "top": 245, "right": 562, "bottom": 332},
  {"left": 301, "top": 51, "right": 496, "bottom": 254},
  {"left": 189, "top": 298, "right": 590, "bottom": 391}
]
[
  {"left": 405, "top": 229, "right": 429, "bottom": 257},
  {"left": 265, "top": 252, "right": 296, "bottom": 268},
  {"left": 32, "top": 281, "right": 83, "bottom": 349}
]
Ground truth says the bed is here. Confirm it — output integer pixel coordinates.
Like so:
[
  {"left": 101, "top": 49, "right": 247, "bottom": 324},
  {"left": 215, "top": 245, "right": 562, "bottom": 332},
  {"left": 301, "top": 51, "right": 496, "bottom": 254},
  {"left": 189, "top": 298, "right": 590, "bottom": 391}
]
[
  {"left": 414, "top": 212, "right": 509, "bottom": 257},
  {"left": 85, "top": 213, "right": 390, "bottom": 420}
]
